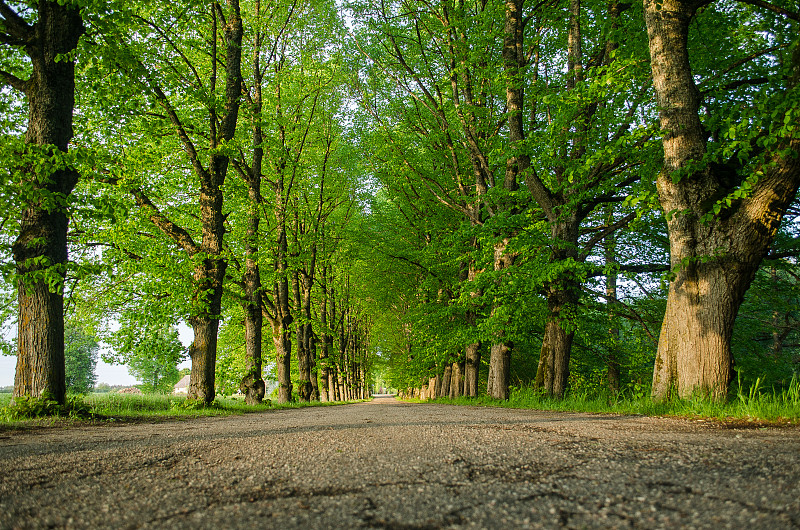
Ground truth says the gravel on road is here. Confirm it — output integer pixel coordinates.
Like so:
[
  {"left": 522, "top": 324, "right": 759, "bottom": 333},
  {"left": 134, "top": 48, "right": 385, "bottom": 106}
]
[{"left": 1, "top": 396, "right": 798, "bottom": 529}]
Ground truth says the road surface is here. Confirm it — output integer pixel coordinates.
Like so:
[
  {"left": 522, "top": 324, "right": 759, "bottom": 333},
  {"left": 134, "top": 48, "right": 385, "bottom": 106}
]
[{"left": 1, "top": 396, "right": 798, "bottom": 528}]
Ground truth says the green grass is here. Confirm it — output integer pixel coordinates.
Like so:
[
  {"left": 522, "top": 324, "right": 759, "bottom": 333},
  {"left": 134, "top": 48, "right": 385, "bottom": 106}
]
[
  {"left": 416, "top": 376, "right": 800, "bottom": 426},
  {"left": 0, "top": 392, "right": 365, "bottom": 428}
]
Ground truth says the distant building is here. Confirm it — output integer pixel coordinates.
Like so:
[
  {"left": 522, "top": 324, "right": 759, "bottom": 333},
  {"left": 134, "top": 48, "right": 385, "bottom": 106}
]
[{"left": 173, "top": 374, "right": 191, "bottom": 394}]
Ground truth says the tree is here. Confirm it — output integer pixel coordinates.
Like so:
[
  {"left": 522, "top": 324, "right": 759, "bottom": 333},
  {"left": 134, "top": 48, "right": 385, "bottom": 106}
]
[
  {"left": 92, "top": 0, "right": 243, "bottom": 403},
  {"left": 64, "top": 324, "right": 98, "bottom": 394},
  {"left": 1, "top": 0, "right": 84, "bottom": 404},
  {"left": 107, "top": 319, "right": 185, "bottom": 393},
  {"left": 351, "top": 0, "right": 660, "bottom": 399},
  {"left": 644, "top": 0, "right": 800, "bottom": 400}
]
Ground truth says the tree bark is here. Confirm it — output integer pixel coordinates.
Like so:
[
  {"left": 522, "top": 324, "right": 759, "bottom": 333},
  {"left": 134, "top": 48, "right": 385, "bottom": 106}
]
[
  {"left": 645, "top": 0, "right": 800, "bottom": 400},
  {"left": 487, "top": 341, "right": 513, "bottom": 399},
  {"left": 272, "top": 317, "right": 293, "bottom": 403},
  {"left": 487, "top": 239, "right": 516, "bottom": 400},
  {"left": 534, "top": 217, "right": 580, "bottom": 398},
  {"left": 319, "top": 273, "right": 333, "bottom": 401},
  {"left": 293, "top": 271, "right": 312, "bottom": 402},
  {"left": 187, "top": 317, "right": 219, "bottom": 402},
  {"left": 463, "top": 341, "right": 481, "bottom": 397},
  {"left": 10, "top": 1, "right": 83, "bottom": 404},
  {"left": 441, "top": 365, "right": 452, "bottom": 398}
]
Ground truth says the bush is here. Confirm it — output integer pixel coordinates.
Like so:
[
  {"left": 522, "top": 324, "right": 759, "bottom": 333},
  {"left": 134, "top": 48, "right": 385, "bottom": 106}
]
[{"left": 0, "top": 394, "right": 94, "bottom": 421}]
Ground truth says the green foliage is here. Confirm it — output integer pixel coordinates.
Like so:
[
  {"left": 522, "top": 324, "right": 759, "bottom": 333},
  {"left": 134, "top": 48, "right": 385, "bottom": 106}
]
[
  {"left": 105, "top": 317, "right": 185, "bottom": 393},
  {"left": 64, "top": 324, "right": 99, "bottom": 394},
  {"left": 0, "top": 394, "right": 93, "bottom": 421},
  {"left": 732, "top": 258, "right": 800, "bottom": 389}
]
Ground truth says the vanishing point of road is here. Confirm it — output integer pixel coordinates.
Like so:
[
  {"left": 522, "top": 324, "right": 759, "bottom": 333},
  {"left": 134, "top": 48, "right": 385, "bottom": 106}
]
[{"left": 1, "top": 395, "right": 798, "bottom": 529}]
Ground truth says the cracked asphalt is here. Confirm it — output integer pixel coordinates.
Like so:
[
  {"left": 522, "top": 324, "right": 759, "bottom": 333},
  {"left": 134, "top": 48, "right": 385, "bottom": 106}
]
[{"left": 1, "top": 395, "right": 798, "bottom": 529}]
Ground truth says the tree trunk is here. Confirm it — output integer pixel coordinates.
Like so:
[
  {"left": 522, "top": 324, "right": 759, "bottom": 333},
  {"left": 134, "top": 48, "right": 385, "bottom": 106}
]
[
  {"left": 449, "top": 361, "right": 462, "bottom": 398},
  {"left": 644, "top": 0, "right": 800, "bottom": 400},
  {"left": 535, "top": 217, "right": 580, "bottom": 398},
  {"left": 293, "top": 272, "right": 312, "bottom": 402},
  {"left": 187, "top": 317, "right": 219, "bottom": 402},
  {"left": 272, "top": 318, "right": 293, "bottom": 403},
  {"left": 542, "top": 287, "right": 577, "bottom": 398},
  {"left": 487, "top": 239, "right": 515, "bottom": 400},
  {"left": 308, "top": 323, "right": 319, "bottom": 401},
  {"left": 239, "top": 43, "right": 265, "bottom": 404},
  {"left": 441, "top": 365, "right": 452, "bottom": 398},
  {"left": 11, "top": 1, "right": 83, "bottom": 404},
  {"left": 328, "top": 364, "right": 337, "bottom": 402},
  {"left": 239, "top": 294, "right": 265, "bottom": 404},
  {"left": 464, "top": 341, "right": 481, "bottom": 397},
  {"left": 488, "top": 341, "right": 513, "bottom": 400},
  {"left": 319, "top": 333, "right": 331, "bottom": 402},
  {"left": 270, "top": 194, "right": 293, "bottom": 402},
  {"left": 319, "top": 273, "right": 332, "bottom": 401}
]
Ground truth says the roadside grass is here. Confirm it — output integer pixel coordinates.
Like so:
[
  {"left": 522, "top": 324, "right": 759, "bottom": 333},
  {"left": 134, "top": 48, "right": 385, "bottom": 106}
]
[
  {"left": 417, "top": 376, "right": 800, "bottom": 426},
  {"left": 0, "top": 392, "right": 365, "bottom": 429}
]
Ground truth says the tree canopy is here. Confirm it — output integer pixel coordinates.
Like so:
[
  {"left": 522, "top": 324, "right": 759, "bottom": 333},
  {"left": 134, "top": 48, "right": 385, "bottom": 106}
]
[{"left": 1, "top": 0, "right": 798, "bottom": 404}]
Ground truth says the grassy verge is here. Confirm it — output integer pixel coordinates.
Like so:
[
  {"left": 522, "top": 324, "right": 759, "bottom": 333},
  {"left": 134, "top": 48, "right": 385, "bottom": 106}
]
[
  {"left": 0, "top": 392, "right": 365, "bottom": 430},
  {"left": 412, "top": 377, "right": 800, "bottom": 426}
]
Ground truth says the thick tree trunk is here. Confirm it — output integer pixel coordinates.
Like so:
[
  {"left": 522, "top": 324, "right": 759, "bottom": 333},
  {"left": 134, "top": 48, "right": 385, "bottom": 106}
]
[
  {"left": 11, "top": 1, "right": 83, "bottom": 404},
  {"left": 308, "top": 323, "right": 319, "bottom": 401},
  {"left": 534, "top": 218, "right": 580, "bottom": 398},
  {"left": 441, "top": 365, "right": 452, "bottom": 398},
  {"left": 487, "top": 342, "right": 512, "bottom": 400},
  {"left": 449, "top": 361, "right": 463, "bottom": 398},
  {"left": 272, "top": 319, "right": 293, "bottom": 403},
  {"left": 293, "top": 272, "right": 312, "bottom": 402},
  {"left": 188, "top": 317, "right": 219, "bottom": 402},
  {"left": 542, "top": 288, "right": 577, "bottom": 398},
  {"left": 487, "top": 239, "right": 515, "bottom": 400},
  {"left": 645, "top": 0, "right": 800, "bottom": 400},
  {"left": 484, "top": 0, "right": 529, "bottom": 401},
  {"left": 239, "top": 295, "right": 265, "bottom": 404},
  {"left": 463, "top": 341, "right": 481, "bottom": 397},
  {"left": 239, "top": 68, "right": 265, "bottom": 404},
  {"left": 180, "top": 1, "right": 242, "bottom": 404}
]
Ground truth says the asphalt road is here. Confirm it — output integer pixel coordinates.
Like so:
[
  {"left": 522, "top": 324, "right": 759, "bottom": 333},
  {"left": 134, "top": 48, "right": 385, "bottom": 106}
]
[{"left": 1, "top": 396, "right": 798, "bottom": 529}]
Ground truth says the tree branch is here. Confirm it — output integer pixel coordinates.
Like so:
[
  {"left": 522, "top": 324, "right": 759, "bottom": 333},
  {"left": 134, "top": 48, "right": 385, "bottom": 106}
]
[
  {"left": 734, "top": 0, "right": 800, "bottom": 21},
  {"left": 130, "top": 187, "right": 200, "bottom": 256},
  {"left": 579, "top": 212, "right": 637, "bottom": 261},
  {"left": 0, "top": 68, "right": 27, "bottom": 92},
  {"left": 0, "top": 1, "right": 33, "bottom": 41}
]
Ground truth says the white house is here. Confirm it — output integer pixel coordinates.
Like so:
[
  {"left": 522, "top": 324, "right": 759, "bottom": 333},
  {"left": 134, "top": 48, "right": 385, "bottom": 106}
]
[{"left": 173, "top": 374, "right": 191, "bottom": 394}]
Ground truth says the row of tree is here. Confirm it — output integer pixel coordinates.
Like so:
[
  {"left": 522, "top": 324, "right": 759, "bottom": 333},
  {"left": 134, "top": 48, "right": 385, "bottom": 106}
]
[
  {"left": 1, "top": 0, "right": 798, "bottom": 407},
  {"left": 347, "top": 0, "right": 800, "bottom": 400},
  {"left": 1, "top": 0, "right": 376, "bottom": 405}
]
